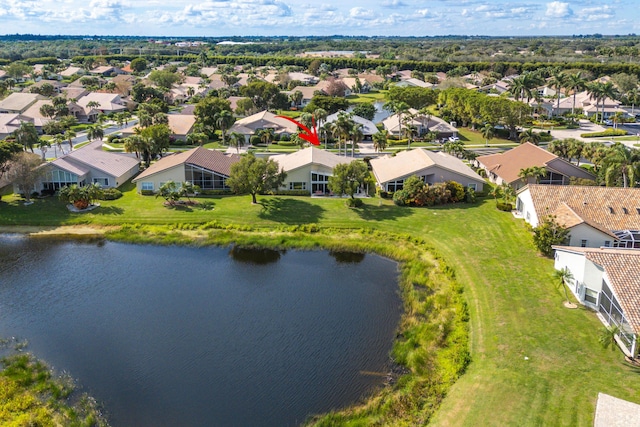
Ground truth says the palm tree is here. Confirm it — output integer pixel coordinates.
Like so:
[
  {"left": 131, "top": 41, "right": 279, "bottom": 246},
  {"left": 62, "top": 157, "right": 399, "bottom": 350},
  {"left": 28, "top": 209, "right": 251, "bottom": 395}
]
[
  {"left": 548, "top": 68, "right": 566, "bottom": 117},
  {"left": 289, "top": 90, "right": 303, "bottom": 109},
  {"left": 586, "top": 82, "right": 605, "bottom": 123},
  {"left": 86, "top": 124, "right": 104, "bottom": 141},
  {"left": 52, "top": 133, "right": 66, "bottom": 156},
  {"left": 480, "top": 124, "right": 495, "bottom": 146},
  {"left": 186, "top": 86, "right": 195, "bottom": 98},
  {"left": 331, "top": 112, "right": 355, "bottom": 156},
  {"left": 403, "top": 123, "right": 418, "bottom": 148},
  {"left": 13, "top": 121, "right": 39, "bottom": 153},
  {"left": 215, "top": 110, "right": 235, "bottom": 146},
  {"left": 565, "top": 72, "right": 586, "bottom": 115},
  {"left": 350, "top": 122, "right": 364, "bottom": 157},
  {"left": 601, "top": 143, "right": 640, "bottom": 188},
  {"left": 553, "top": 267, "right": 574, "bottom": 306},
  {"left": 37, "top": 138, "right": 50, "bottom": 161},
  {"left": 372, "top": 130, "right": 388, "bottom": 153},
  {"left": 258, "top": 128, "right": 275, "bottom": 151},
  {"left": 519, "top": 128, "right": 540, "bottom": 145},
  {"left": 599, "top": 324, "right": 622, "bottom": 352},
  {"left": 611, "top": 111, "right": 625, "bottom": 130},
  {"left": 600, "top": 81, "right": 618, "bottom": 122},
  {"left": 64, "top": 129, "right": 77, "bottom": 151},
  {"left": 383, "top": 100, "right": 409, "bottom": 140},
  {"left": 229, "top": 132, "right": 245, "bottom": 154},
  {"left": 39, "top": 104, "right": 56, "bottom": 120},
  {"left": 518, "top": 166, "right": 547, "bottom": 184}
]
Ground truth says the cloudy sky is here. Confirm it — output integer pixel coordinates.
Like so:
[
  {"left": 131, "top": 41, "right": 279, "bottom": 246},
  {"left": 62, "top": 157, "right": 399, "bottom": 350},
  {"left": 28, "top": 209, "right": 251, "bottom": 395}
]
[{"left": 0, "top": 0, "right": 636, "bottom": 37}]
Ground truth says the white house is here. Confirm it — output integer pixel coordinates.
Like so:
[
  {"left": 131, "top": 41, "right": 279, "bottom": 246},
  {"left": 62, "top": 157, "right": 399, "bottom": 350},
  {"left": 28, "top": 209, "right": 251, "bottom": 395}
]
[
  {"left": 516, "top": 184, "right": 640, "bottom": 249},
  {"left": 272, "top": 147, "right": 353, "bottom": 195},
  {"left": 370, "top": 148, "right": 485, "bottom": 193},
  {"left": 553, "top": 246, "right": 640, "bottom": 357}
]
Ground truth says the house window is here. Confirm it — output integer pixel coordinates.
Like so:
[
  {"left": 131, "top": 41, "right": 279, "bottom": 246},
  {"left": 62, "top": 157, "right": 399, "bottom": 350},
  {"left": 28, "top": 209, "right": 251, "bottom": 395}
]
[
  {"left": 93, "top": 177, "right": 109, "bottom": 186},
  {"left": 585, "top": 288, "right": 598, "bottom": 305},
  {"left": 311, "top": 172, "right": 331, "bottom": 194},
  {"left": 467, "top": 183, "right": 477, "bottom": 191},
  {"left": 289, "top": 182, "right": 307, "bottom": 190},
  {"left": 580, "top": 239, "right": 587, "bottom": 247},
  {"left": 386, "top": 180, "right": 404, "bottom": 192},
  {"left": 604, "top": 241, "right": 611, "bottom": 247},
  {"left": 141, "top": 182, "right": 154, "bottom": 191},
  {"left": 185, "top": 164, "right": 230, "bottom": 190}
]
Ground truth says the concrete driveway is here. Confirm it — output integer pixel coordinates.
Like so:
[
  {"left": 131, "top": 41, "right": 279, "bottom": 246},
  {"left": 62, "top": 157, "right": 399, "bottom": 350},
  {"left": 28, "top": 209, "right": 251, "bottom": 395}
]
[{"left": 547, "top": 119, "right": 606, "bottom": 142}]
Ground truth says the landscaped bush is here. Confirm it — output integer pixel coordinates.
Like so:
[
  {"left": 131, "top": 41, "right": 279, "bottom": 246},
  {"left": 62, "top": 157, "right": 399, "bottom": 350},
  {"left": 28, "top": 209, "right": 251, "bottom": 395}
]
[
  {"left": 140, "top": 189, "right": 155, "bottom": 196},
  {"left": 580, "top": 129, "right": 627, "bottom": 138},
  {"left": 345, "top": 198, "right": 363, "bottom": 208},
  {"left": 496, "top": 202, "right": 513, "bottom": 211},
  {"left": 270, "top": 190, "right": 310, "bottom": 196},
  {"left": 377, "top": 190, "right": 390, "bottom": 199},
  {"left": 250, "top": 135, "right": 261, "bottom": 146},
  {"left": 99, "top": 188, "right": 123, "bottom": 200},
  {"left": 198, "top": 189, "right": 233, "bottom": 196},
  {"left": 392, "top": 176, "right": 469, "bottom": 207}
]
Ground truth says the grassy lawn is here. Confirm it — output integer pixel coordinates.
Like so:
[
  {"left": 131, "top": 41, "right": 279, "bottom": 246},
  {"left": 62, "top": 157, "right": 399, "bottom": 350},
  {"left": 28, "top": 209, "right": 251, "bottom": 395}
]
[
  {"left": 2, "top": 187, "right": 640, "bottom": 426},
  {"left": 457, "top": 128, "right": 515, "bottom": 147},
  {"left": 345, "top": 90, "right": 387, "bottom": 103}
]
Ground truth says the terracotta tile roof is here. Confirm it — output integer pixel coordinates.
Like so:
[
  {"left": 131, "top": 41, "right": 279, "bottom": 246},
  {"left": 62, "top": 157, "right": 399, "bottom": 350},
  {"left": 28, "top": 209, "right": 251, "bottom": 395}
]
[
  {"left": 528, "top": 184, "right": 640, "bottom": 232},
  {"left": 477, "top": 142, "right": 593, "bottom": 184},
  {"left": 585, "top": 248, "right": 640, "bottom": 333},
  {"left": 133, "top": 147, "right": 240, "bottom": 182}
]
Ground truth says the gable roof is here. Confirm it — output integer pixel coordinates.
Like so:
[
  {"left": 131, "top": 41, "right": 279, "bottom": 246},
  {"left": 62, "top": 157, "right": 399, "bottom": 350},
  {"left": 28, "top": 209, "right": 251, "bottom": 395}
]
[
  {"left": 133, "top": 147, "right": 240, "bottom": 182},
  {"left": 21, "top": 100, "right": 54, "bottom": 127},
  {"left": 229, "top": 110, "right": 298, "bottom": 134},
  {"left": 525, "top": 184, "right": 640, "bottom": 232},
  {"left": 556, "top": 246, "right": 640, "bottom": 333},
  {"left": 0, "top": 93, "right": 43, "bottom": 113},
  {"left": 477, "top": 143, "right": 591, "bottom": 184},
  {"left": 51, "top": 140, "right": 138, "bottom": 178},
  {"left": 370, "top": 148, "right": 484, "bottom": 184},
  {"left": 0, "top": 113, "right": 23, "bottom": 135},
  {"left": 325, "top": 111, "right": 378, "bottom": 135},
  {"left": 273, "top": 147, "right": 351, "bottom": 172}
]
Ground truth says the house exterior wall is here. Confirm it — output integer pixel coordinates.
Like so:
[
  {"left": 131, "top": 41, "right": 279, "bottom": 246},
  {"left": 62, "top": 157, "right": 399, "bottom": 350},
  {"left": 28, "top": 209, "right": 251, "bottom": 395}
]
[
  {"left": 382, "top": 166, "right": 484, "bottom": 192},
  {"left": 567, "top": 223, "right": 614, "bottom": 248},
  {"left": 134, "top": 165, "right": 185, "bottom": 192},
  {"left": 280, "top": 164, "right": 335, "bottom": 194},
  {"left": 516, "top": 189, "right": 538, "bottom": 226},
  {"left": 546, "top": 159, "right": 595, "bottom": 181},
  {"left": 553, "top": 249, "right": 603, "bottom": 308}
]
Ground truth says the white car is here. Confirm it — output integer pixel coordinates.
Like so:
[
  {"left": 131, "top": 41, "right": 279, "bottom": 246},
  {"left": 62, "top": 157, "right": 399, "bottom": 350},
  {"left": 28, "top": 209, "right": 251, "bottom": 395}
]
[{"left": 448, "top": 136, "right": 460, "bottom": 142}]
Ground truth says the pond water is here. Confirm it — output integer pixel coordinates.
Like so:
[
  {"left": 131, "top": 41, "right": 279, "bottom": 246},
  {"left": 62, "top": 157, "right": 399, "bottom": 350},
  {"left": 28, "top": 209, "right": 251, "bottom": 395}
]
[{"left": 0, "top": 235, "right": 401, "bottom": 427}]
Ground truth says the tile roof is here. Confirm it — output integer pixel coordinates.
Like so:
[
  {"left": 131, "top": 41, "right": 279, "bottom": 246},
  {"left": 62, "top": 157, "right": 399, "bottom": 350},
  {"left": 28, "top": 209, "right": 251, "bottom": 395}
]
[
  {"left": 583, "top": 248, "right": 640, "bottom": 333},
  {"left": 21, "top": 100, "right": 54, "bottom": 127},
  {"left": 370, "top": 148, "right": 484, "bottom": 184},
  {"left": 229, "top": 110, "right": 298, "bottom": 134},
  {"left": 477, "top": 142, "right": 590, "bottom": 184},
  {"left": 133, "top": 147, "right": 240, "bottom": 182},
  {"left": 273, "top": 147, "right": 352, "bottom": 172},
  {"left": 325, "top": 111, "right": 378, "bottom": 135},
  {"left": 52, "top": 140, "right": 139, "bottom": 178},
  {"left": 0, "top": 93, "right": 42, "bottom": 113},
  {"left": 527, "top": 184, "right": 640, "bottom": 232}
]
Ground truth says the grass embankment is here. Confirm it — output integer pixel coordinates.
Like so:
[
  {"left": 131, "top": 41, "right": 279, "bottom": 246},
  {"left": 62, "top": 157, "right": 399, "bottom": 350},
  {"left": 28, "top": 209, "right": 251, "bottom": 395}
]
[
  {"left": 2, "top": 187, "right": 640, "bottom": 425},
  {"left": 0, "top": 349, "right": 108, "bottom": 426}
]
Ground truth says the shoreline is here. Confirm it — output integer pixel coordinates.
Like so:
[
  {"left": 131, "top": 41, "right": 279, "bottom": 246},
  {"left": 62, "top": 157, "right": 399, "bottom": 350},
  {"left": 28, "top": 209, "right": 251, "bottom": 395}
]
[{"left": 0, "top": 225, "right": 113, "bottom": 236}]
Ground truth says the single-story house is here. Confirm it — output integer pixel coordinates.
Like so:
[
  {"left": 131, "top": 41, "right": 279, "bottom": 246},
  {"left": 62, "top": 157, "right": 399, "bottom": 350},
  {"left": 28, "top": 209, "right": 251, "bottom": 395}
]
[
  {"left": 32, "top": 140, "right": 139, "bottom": 192},
  {"left": 0, "top": 93, "right": 45, "bottom": 114},
  {"left": 370, "top": 148, "right": 485, "bottom": 193},
  {"left": 516, "top": 184, "right": 640, "bottom": 249},
  {"left": 271, "top": 146, "right": 353, "bottom": 195},
  {"left": 21, "top": 100, "right": 55, "bottom": 132},
  {"left": 132, "top": 147, "right": 240, "bottom": 193},
  {"left": 228, "top": 110, "right": 299, "bottom": 143},
  {"left": 90, "top": 66, "right": 125, "bottom": 77},
  {"left": 121, "top": 114, "right": 196, "bottom": 141},
  {"left": 73, "top": 92, "right": 128, "bottom": 122},
  {"left": 325, "top": 111, "right": 378, "bottom": 138},
  {"left": 476, "top": 143, "right": 595, "bottom": 190},
  {"left": 553, "top": 246, "right": 640, "bottom": 357},
  {"left": 59, "top": 66, "right": 85, "bottom": 78},
  {"left": 0, "top": 113, "right": 27, "bottom": 139}
]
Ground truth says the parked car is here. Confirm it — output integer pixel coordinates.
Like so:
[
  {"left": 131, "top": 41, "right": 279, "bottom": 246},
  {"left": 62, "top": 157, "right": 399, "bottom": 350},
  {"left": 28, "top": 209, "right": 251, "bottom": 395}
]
[
  {"left": 604, "top": 120, "right": 613, "bottom": 126},
  {"left": 448, "top": 136, "right": 460, "bottom": 142}
]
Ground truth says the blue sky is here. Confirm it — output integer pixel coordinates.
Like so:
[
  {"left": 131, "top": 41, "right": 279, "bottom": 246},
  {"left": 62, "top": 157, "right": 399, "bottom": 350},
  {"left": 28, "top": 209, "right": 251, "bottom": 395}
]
[{"left": 0, "top": 0, "right": 636, "bottom": 37}]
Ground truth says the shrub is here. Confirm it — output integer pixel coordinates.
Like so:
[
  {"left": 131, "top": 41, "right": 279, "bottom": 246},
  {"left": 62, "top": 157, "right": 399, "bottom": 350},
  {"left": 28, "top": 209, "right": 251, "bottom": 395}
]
[
  {"left": 140, "top": 189, "right": 155, "bottom": 196},
  {"left": 393, "top": 189, "right": 411, "bottom": 206},
  {"left": 345, "top": 198, "right": 363, "bottom": 208},
  {"left": 377, "top": 190, "right": 390, "bottom": 199},
  {"left": 580, "top": 129, "right": 627, "bottom": 138},
  {"left": 198, "top": 189, "right": 233, "bottom": 196},
  {"left": 496, "top": 202, "right": 513, "bottom": 211},
  {"left": 250, "top": 135, "right": 261, "bottom": 146},
  {"left": 445, "top": 181, "right": 465, "bottom": 202},
  {"left": 464, "top": 187, "right": 476, "bottom": 203},
  {"left": 99, "top": 188, "right": 123, "bottom": 200},
  {"left": 279, "top": 133, "right": 290, "bottom": 142},
  {"left": 270, "top": 190, "right": 310, "bottom": 196}
]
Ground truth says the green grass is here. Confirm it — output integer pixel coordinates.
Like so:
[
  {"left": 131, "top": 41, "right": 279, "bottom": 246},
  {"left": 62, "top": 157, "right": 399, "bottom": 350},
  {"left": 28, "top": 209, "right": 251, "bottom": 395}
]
[
  {"left": 2, "top": 186, "right": 640, "bottom": 426},
  {"left": 457, "top": 128, "right": 515, "bottom": 147},
  {"left": 345, "top": 90, "right": 387, "bottom": 103}
]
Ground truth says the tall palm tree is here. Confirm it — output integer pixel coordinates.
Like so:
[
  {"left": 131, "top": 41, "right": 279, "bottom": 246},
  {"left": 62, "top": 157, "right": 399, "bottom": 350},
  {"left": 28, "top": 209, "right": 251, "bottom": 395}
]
[
  {"left": 383, "top": 100, "right": 409, "bottom": 140},
  {"left": 350, "top": 122, "right": 364, "bottom": 157},
  {"left": 332, "top": 112, "right": 355, "bottom": 156},
  {"left": 601, "top": 143, "right": 640, "bottom": 187},
  {"left": 13, "top": 121, "right": 39, "bottom": 153},
  {"left": 600, "top": 81, "right": 618, "bottom": 122},
  {"left": 52, "top": 133, "right": 66, "bottom": 156},
  {"left": 565, "top": 72, "right": 586, "bottom": 115},
  {"left": 86, "top": 124, "right": 104, "bottom": 141},
  {"left": 37, "top": 138, "right": 50, "bottom": 161},
  {"left": 518, "top": 166, "right": 547, "bottom": 184},
  {"left": 480, "top": 124, "right": 495, "bottom": 146},
  {"left": 548, "top": 69, "right": 566, "bottom": 117},
  {"left": 214, "top": 110, "right": 235, "bottom": 145},
  {"left": 64, "top": 129, "right": 77, "bottom": 151},
  {"left": 257, "top": 128, "right": 275, "bottom": 152},
  {"left": 586, "top": 82, "right": 605, "bottom": 123},
  {"left": 229, "top": 132, "right": 245, "bottom": 154},
  {"left": 372, "top": 130, "right": 388, "bottom": 153}
]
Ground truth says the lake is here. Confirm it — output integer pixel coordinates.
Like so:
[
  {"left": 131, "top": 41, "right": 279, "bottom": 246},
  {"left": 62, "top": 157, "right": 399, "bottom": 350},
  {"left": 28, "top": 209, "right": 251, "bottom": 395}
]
[{"left": 0, "top": 235, "right": 402, "bottom": 427}]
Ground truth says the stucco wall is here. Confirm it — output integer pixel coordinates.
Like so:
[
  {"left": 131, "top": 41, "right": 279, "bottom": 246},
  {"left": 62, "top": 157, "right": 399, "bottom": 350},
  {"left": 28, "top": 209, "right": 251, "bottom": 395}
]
[{"left": 134, "top": 165, "right": 185, "bottom": 192}]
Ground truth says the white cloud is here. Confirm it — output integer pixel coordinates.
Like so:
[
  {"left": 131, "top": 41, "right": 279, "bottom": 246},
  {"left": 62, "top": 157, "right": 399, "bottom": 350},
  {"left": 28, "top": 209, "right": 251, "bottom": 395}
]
[
  {"left": 349, "top": 7, "right": 376, "bottom": 20},
  {"left": 545, "top": 1, "right": 572, "bottom": 18}
]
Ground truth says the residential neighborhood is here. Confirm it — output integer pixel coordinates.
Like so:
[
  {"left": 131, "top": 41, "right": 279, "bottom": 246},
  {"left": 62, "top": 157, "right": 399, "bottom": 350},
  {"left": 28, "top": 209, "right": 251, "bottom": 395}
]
[{"left": 2, "top": 35, "right": 640, "bottom": 427}]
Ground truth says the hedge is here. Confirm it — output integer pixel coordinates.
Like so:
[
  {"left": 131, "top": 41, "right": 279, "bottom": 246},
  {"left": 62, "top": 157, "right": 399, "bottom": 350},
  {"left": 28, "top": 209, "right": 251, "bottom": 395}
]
[{"left": 580, "top": 129, "right": 627, "bottom": 138}]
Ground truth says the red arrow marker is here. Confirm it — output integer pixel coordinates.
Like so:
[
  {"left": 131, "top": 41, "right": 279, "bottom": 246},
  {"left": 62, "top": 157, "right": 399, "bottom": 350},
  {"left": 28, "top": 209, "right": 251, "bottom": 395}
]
[{"left": 276, "top": 115, "right": 321, "bottom": 146}]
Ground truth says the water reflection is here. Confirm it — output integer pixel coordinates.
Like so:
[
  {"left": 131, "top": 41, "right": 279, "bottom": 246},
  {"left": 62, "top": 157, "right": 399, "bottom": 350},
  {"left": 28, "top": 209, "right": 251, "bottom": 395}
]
[
  {"left": 229, "top": 246, "right": 286, "bottom": 264},
  {"left": 329, "top": 250, "right": 366, "bottom": 264}
]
